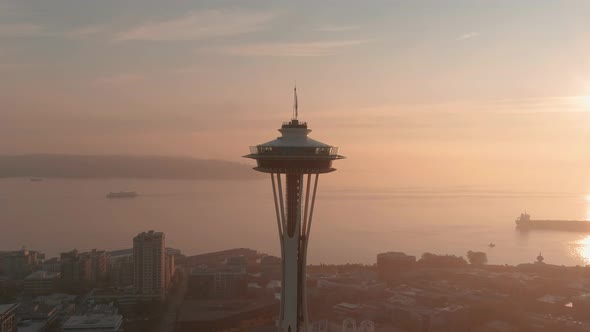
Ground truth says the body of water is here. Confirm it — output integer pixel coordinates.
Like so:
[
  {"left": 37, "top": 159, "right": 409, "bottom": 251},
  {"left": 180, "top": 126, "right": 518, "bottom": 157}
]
[{"left": 1, "top": 178, "right": 589, "bottom": 266}]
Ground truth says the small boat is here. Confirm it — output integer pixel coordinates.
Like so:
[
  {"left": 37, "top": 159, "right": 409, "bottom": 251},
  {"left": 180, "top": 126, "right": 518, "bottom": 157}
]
[
  {"left": 488, "top": 243, "right": 496, "bottom": 248},
  {"left": 30, "top": 178, "right": 43, "bottom": 182},
  {"left": 106, "top": 191, "right": 138, "bottom": 199}
]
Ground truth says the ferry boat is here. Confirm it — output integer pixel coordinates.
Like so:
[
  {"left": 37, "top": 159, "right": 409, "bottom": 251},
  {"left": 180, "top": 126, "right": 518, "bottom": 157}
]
[
  {"left": 106, "top": 191, "right": 138, "bottom": 199},
  {"left": 515, "top": 212, "right": 590, "bottom": 232}
]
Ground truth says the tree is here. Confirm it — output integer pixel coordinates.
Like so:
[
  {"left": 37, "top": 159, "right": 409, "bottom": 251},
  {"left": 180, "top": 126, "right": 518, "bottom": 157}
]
[{"left": 467, "top": 251, "right": 488, "bottom": 265}]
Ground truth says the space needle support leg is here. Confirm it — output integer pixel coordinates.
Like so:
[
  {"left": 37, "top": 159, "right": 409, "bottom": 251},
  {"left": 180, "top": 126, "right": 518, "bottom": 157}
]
[
  {"left": 271, "top": 173, "right": 284, "bottom": 238},
  {"left": 275, "top": 173, "right": 287, "bottom": 327},
  {"left": 270, "top": 173, "right": 285, "bottom": 326},
  {"left": 276, "top": 173, "right": 287, "bottom": 235},
  {"left": 295, "top": 173, "right": 305, "bottom": 331},
  {"left": 302, "top": 173, "right": 312, "bottom": 238},
  {"left": 306, "top": 174, "right": 320, "bottom": 242},
  {"left": 301, "top": 173, "right": 319, "bottom": 330}
]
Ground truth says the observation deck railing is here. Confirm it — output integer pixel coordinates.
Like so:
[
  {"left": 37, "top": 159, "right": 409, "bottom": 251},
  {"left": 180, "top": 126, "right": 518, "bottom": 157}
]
[{"left": 249, "top": 146, "right": 339, "bottom": 156}]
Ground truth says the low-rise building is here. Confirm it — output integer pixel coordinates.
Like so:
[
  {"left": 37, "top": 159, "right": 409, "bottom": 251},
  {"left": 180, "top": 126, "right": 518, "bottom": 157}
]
[
  {"left": 86, "top": 287, "right": 139, "bottom": 313},
  {"left": 377, "top": 252, "right": 416, "bottom": 282},
  {"left": 187, "top": 267, "right": 247, "bottom": 299},
  {"left": 0, "top": 303, "right": 18, "bottom": 332},
  {"left": 175, "top": 299, "right": 278, "bottom": 332},
  {"left": 62, "top": 313, "right": 122, "bottom": 332},
  {"left": 24, "top": 271, "right": 60, "bottom": 295},
  {"left": 34, "top": 293, "right": 78, "bottom": 326},
  {"left": 16, "top": 303, "right": 59, "bottom": 332}
]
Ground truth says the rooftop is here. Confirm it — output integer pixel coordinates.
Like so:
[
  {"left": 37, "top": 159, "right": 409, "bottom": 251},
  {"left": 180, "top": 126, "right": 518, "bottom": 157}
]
[
  {"left": 177, "top": 299, "right": 278, "bottom": 323},
  {"left": 25, "top": 270, "right": 60, "bottom": 280},
  {"left": 134, "top": 230, "right": 164, "bottom": 241},
  {"left": 16, "top": 320, "right": 47, "bottom": 332},
  {"left": 0, "top": 303, "right": 18, "bottom": 315},
  {"left": 62, "top": 314, "right": 123, "bottom": 330}
]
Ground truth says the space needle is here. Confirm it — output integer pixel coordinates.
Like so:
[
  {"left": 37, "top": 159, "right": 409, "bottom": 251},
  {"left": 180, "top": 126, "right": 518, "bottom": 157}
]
[{"left": 245, "top": 88, "right": 344, "bottom": 331}]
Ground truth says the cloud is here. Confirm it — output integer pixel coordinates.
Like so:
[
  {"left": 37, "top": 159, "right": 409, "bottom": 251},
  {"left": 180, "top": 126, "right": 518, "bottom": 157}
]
[
  {"left": 316, "top": 25, "right": 359, "bottom": 32},
  {"left": 94, "top": 74, "right": 145, "bottom": 85},
  {"left": 202, "top": 39, "right": 370, "bottom": 57},
  {"left": 0, "top": 23, "right": 45, "bottom": 37},
  {"left": 114, "top": 9, "right": 278, "bottom": 42},
  {"left": 456, "top": 32, "right": 480, "bottom": 41}
]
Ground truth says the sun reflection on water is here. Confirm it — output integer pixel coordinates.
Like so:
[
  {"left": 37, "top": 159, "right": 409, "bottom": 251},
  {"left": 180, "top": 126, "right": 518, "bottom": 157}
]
[
  {"left": 571, "top": 195, "right": 590, "bottom": 265},
  {"left": 573, "top": 236, "right": 590, "bottom": 265}
]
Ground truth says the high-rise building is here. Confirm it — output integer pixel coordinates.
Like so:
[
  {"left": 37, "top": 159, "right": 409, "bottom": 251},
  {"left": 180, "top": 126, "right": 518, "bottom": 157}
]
[
  {"left": 0, "top": 249, "right": 40, "bottom": 279},
  {"left": 81, "top": 249, "right": 108, "bottom": 283},
  {"left": 245, "top": 88, "right": 344, "bottom": 331},
  {"left": 133, "top": 231, "right": 165, "bottom": 299},
  {"left": 109, "top": 256, "right": 134, "bottom": 288},
  {"left": 60, "top": 250, "right": 92, "bottom": 292}
]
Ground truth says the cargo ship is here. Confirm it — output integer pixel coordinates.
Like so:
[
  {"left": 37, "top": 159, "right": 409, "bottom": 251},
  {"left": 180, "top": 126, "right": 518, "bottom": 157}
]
[
  {"left": 106, "top": 191, "right": 138, "bottom": 199},
  {"left": 515, "top": 212, "right": 590, "bottom": 232}
]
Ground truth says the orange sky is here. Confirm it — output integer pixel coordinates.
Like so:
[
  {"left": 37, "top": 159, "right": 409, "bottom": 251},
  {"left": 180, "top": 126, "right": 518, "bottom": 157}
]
[{"left": 0, "top": 1, "right": 589, "bottom": 191}]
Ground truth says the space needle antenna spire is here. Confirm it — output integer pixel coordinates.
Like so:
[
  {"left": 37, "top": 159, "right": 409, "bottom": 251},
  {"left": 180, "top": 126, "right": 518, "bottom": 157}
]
[{"left": 293, "top": 85, "right": 298, "bottom": 120}]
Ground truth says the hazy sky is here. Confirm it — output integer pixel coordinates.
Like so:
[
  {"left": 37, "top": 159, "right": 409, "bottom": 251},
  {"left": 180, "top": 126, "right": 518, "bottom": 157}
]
[{"left": 1, "top": 1, "right": 589, "bottom": 190}]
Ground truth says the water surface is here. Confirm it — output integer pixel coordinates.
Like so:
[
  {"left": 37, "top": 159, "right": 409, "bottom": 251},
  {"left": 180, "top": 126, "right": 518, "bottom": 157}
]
[{"left": 0, "top": 178, "right": 588, "bottom": 266}]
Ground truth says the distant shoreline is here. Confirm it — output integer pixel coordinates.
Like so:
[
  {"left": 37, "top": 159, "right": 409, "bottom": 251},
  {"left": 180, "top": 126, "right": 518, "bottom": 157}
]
[{"left": 0, "top": 154, "right": 262, "bottom": 180}]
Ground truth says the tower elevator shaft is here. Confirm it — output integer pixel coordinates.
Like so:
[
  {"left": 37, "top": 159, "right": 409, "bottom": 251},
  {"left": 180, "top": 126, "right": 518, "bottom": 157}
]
[{"left": 271, "top": 172, "right": 319, "bottom": 332}]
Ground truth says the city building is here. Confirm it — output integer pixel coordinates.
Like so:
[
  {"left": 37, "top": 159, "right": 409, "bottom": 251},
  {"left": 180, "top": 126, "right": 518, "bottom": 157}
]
[
  {"left": 260, "top": 255, "right": 281, "bottom": 281},
  {"left": 165, "top": 253, "right": 175, "bottom": 290},
  {"left": 60, "top": 250, "right": 92, "bottom": 291},
  {"left": 23, "top": 270, "right": 60, "bottom": 295},
  {"left": 187, "top": 248, "right": 258, "bottom": 267},
  {"left": 226, "top": 255, "right": 248, "bottom": 271},
  {"left": 244, "top": 89, "right": 344, "bottom": 331},
  {"left": 87, "top": 287, "right": 140, "bottom": 313},
  {"left": 133, "top": 231, "right": 165, "bottom": 299},
  {"left": 187, "top": 267, "right": 247, "bottom": 299},
  {"left": 40, "top": 257, "right": 60, "bottom": 273},
  {"left": 175, "top": 299, "right": 279, "bottom": 332},
  {"left": 377, "top": 252, "right": 417, "bottom": 282},
  {"left": 33, "top": 293, "right": 78, "bottom": 326},
  {"left": 109, "top": 256, "right": 134, "bottom": 288},
  {"left": 62, "top": 313, "right": 122, "bottom": 332},
  {"left": 0, "top": 303, "right": 18, "bottom": 332},
  {"left": 81, "top": 249, "right": 108, "bottom": 283},
  {"left": 165, "top": 247, "right": 182, "bottom": 257},
  {"left": 0, "top": 249, "right": 40, "bottom": 279},
  {"left": 16, "top": 302, "right": 59, "bottom": 332}
]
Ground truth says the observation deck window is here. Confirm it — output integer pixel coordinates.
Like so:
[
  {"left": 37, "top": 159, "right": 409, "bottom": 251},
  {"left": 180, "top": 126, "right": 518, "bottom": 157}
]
[{"left": 250, "top": 146, "right": 339, "bottom": 156}]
